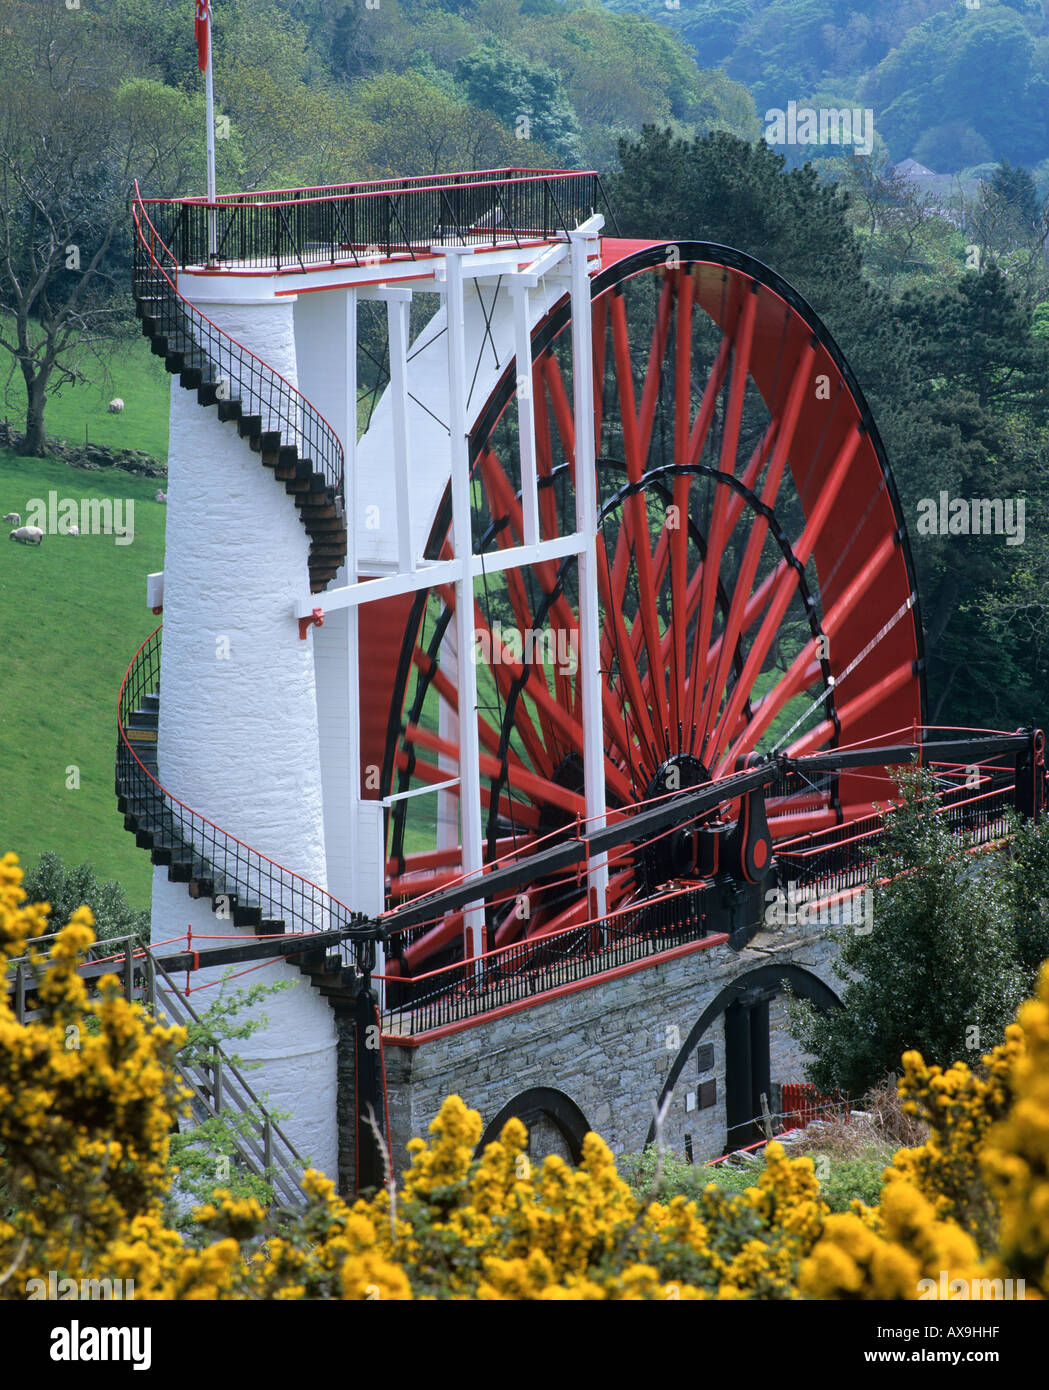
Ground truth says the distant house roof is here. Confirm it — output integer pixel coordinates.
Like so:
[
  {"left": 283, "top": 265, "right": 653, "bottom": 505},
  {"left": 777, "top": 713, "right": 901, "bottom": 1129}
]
[{"left": 893, "top": 158, "right": 936, "bottom": 178}]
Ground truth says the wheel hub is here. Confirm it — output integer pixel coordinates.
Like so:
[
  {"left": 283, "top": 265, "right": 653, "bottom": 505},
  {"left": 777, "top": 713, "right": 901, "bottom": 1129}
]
[{"left": 638, "top": 755, "right": 711, "bottom": 891}]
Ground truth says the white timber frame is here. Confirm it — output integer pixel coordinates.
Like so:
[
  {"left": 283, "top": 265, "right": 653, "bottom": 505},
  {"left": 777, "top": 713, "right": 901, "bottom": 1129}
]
[{"left": 293, "top": 216, "right": 608, "bottom": 950}]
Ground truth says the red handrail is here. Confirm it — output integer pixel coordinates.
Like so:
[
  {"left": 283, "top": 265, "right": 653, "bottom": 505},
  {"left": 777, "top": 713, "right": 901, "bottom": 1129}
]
[
  {"left": 132, "top": 185, "right": 346, "bottom": 492},
  {"left": 142, "top": 168, "right": 600, "bottom": 212}
]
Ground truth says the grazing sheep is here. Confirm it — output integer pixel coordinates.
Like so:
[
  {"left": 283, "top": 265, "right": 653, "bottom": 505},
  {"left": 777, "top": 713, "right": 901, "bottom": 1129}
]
[
  {"left": 2, "top": 511, "right": 20, "bottom": 525},
  {"left": 9, "top": 525, "right": 43, "bottom": 545},
  {"left": 108, "top": 398, "right": 125, "bottom": 413},
  {"left": 155, "top": 488, "right": 167, "bottom": 503},
  {"left": 67, "top": 524, "right": 79, "bottom": 537}
]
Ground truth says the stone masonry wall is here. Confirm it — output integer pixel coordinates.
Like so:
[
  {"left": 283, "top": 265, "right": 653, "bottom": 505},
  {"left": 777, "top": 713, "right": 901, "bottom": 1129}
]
[{"left": 350, "top": 918, "right": 848, "bottom": 1186}]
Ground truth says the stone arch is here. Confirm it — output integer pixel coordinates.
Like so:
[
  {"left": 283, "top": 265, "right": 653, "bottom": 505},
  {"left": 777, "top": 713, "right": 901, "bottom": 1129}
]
[
  {"left": 645, "top": 964, "right": 842, "bottom": 1148},
  {"left": 479, "top": 1086, "right": 591, "bottom": 1165}
]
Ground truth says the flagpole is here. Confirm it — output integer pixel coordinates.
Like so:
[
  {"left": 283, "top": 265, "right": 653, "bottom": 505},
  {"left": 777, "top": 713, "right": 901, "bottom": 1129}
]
[{"left": 204, "top": 4, "right": 217, "bottom": 259}]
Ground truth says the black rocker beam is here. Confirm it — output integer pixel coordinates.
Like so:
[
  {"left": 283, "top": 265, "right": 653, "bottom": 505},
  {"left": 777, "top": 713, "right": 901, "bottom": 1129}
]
[
  {"left": 789, "top": 733, "right": 1029, "bottom": 775},
  {"left": 385, "top": 763, "right": 776, "bottom": 931},
  {"left": 5, "top": 930, "right": 353, "bottom": 1000},
  {"left": 29, "top": 731, "right": 1027, "bottom": 990},
  {"left": 378, "top": 732, "right": 1040, "bottom": 937},
  {"left": 153, "top": 929, "right": 352, "bottom": 976},
  {"left": 9, "top": 733, "right": 1035, "bottom": 1004}
]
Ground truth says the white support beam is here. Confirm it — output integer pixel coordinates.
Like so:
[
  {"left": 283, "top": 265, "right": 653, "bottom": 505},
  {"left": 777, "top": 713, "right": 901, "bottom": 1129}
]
[
  {"left": 516, "top": 239, "right": 571, "bottom": 286},
  {"left": 509, "top": 279, "right": 540, "bottom": 547},
  {"left": 356, "top": 285, "right": 413, "bottom": 304},
  {"left": 443, "top": 248, "right": 486, "bottom": 962},
  {"left": 437, "top": 622, "right": 460, "bottom": 853},
  {"left": 342, "top": 288, "right": 378, "bottom": 982},
  {"left": 382, "top": 776, "right": 460, "bottom": 808},
  {"left": 387, "top": 294, "right": 415, "bottom": 574},
  {"left": 294, "top": 532, "right": 588, "bottom": 618},
  {"left": 569, "top": 229, "right": 608, "bottom": 919}
]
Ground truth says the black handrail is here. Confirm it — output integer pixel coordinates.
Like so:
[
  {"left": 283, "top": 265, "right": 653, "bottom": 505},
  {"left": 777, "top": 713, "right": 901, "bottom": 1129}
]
[
  {"left": 117, "top": 627, "right": 370, "bottom": 940},
  {"left": 131, "top": 184, "right": 345, "bottom": 507}
]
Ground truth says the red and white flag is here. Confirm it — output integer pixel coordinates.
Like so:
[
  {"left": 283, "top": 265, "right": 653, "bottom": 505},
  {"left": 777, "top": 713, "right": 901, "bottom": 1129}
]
[{"left": 195, "top": 0, "right": 211, "bottom": 73}]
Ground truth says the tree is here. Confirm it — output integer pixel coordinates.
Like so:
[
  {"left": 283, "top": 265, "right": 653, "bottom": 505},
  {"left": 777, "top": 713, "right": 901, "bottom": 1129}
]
[
  {"left": 989, "top": 157, "right": 1040, "bottom": 229},
  {"left": 864, "top": 6, "right": 1049, "bottom": 169},
  {"left": 216, "top": 60, "right": 352, "bottom": 191},
  {"left": 0, "top": 1, "right": 204, "bottom": 454},
  {"left": 343, "top": 71, "right": 552, "bottom": 178},
  {"left": 961, "top": 161, "right": 1049, "bottom": 304},
  {"left": 790, "top": 767, "right": 1027, "bottom": 1097},
  {"left": 523, "top": 6, "right": 757, "bottom": 167},
  {"left": 836, "top": 154, "right": 960, "bottom": 295},
  {"left": 912, "top": 122, "right": 992, "bottom": 174},
  {"left": 894, "top": 263, "right": 1049, "bottom": 418},
  {"left": 897, "top": 392, "right": 1036, "bottom": 726},
  {"left": 456, "top": 43, "right": 581, "bottom": 163},
  {"left": 1001, "top": 812, "right": 1049, "bottom": 987},
  {"left": 610, "top": 127, "right": 912, "bottom": 410},
  {"left": 21, "top": 851, "right": 149, "bottom": 944}
]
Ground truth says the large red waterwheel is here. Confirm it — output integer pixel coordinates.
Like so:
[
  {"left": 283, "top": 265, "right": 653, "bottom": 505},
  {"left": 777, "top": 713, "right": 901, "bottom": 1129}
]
[{"left": 377, "top": 242, "right": 925, "bottom": 980}]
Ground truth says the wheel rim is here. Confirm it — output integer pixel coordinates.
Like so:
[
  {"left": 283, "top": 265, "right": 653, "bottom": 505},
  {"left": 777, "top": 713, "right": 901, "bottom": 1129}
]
[{"left": 382, "top": 245, "right": 925, "bottom": 975}]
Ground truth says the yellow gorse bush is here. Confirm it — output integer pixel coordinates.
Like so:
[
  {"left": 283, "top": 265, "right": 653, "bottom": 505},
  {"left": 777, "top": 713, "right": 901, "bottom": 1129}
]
[
  {"left": 0, "top": 851, "right": 189, "bottom": 1291},
  {"left": 2, "top": 848, "right": 1048, "bottom": 1299}
]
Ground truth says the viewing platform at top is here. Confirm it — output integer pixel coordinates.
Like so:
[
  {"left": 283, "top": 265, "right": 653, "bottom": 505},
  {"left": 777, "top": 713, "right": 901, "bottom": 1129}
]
[{"left": 140, "top": 168, "right": 616, "bottom": 289}]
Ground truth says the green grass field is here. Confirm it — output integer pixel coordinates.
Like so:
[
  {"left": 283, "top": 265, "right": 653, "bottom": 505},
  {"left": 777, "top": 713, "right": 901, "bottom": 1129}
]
[
  {"left": 2, "top": 319, "right": 171, "bottom": 463},
  {"left": 0, "top": 331, "right": 171, "bottom": 908}
]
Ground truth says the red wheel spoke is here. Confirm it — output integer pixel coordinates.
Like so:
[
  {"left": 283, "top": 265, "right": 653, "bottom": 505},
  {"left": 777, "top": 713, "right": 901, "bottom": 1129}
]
[
  {"left": 470, "top": 602, "right": 556, "bottom": 774},
  {"left": 717, "top": 527, "right": 899, "bottom": 774},
  {"left": 719, "top": 653, "right": 824, "bottom": 777},
  {"left": 707, "top": 423, "right": 862, "bottom": 768},
  {"left": 542, "top": 351, "right": 575, "bottom": 478},
  {"left": 480, "top": 448, "right": 572, "bottom": 621},
  {"left": 406, "top": 721, "right": 589, "bottom": 818},
  {"left": 528, "top": 867, "right": 636, "bottom": 939},
  {"left": 644, "top": 420, "right": 776, "bottom": 738},
  {"left": 393, "top": 749, "right": 542, "bottom": 830},
  {"left": 410, "top": 644, "right": 529, "bottom": 773},
  {"left": 668, "top": 270, "right": 695, "bottom": 746},
  {"left": 534, "top": 355, "right": 560, "bottom": 541},
  {"left": 597, "top": 536, "right": 660, "bottom": 772},
  {"left": 388, "top": 865, "right": 464, "bottom": 897},
  {"left": 787, "top": 659, "right": 915, "bottom": 758},
  {"left": 700, "top": 341, "right": 816, "bottom": 765},
  {"left": 592, "top": 294, "right": 608, "bottom": 451},
  {"left": 684, "top": 287, "right": 758, "bottom": 737},
  {"left": 636, "top": 276, "right": 674, "bottom": 468},
  {"left": 610, "top": 289, "right": 671, "bottom": 750},
  {"left": 685, "top": 331, "right": 732, "bottom": 469},
  {"left": 401, "top": 910, "right": 464, "bottom": 972},
  {"left": 474, "top": 606, "right": 633, "bottom": 803}
]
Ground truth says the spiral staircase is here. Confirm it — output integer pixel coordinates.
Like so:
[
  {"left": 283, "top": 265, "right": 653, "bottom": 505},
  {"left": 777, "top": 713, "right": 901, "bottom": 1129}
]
[{"left": 120, "top": 194, "right": 369, "bottom": 1003}]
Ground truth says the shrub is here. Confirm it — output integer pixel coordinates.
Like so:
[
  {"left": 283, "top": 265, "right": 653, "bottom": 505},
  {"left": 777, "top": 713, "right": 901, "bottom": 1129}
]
[
  {"left": 21, "top": 849, "right": 149, "bottom": 944},
  {"left": 2, "top": 848, "right": 1048, "bottom": 1300},
  {"left": 790, "top": 766, "right": 1026, "bottom": 1096}
]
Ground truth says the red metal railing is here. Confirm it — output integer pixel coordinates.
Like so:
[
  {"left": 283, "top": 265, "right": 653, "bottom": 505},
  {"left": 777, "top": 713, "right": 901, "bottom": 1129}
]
[{"left": 141, "top": 168, "right": 616, "bottom": 272}]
